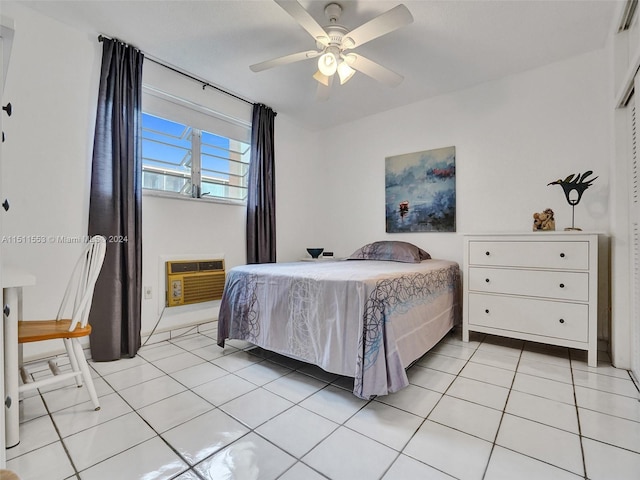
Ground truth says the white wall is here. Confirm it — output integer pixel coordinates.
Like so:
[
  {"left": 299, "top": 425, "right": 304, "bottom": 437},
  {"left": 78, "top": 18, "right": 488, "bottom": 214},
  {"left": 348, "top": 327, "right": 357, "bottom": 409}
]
[
  {"left": 1, "top": 2, "right": 322, "bottom": 357},
  {"left": 1, "top": 2, "right": 614, "bottom": 359},
  {"left": 140, "top": 114, "right": 320, "bottom": 337},
  {"left": 307, "top": 47, "right": 613, "bottom": 346},
  {"left": 1, "top": 3, "right": 101, "bottom": 358},
  {"left": 273, "top": 115, "right": 323, "bottom": 262},
  {"left": 312, "top": 49, "right": 611, "bottom": 267}
]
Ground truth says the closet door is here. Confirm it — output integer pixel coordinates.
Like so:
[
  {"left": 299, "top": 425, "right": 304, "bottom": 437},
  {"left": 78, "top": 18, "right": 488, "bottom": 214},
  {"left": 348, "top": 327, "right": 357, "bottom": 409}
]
[
  {"left": 0, "top": 28, "right": 5, "bottom": 469},
  {"left": 631, "top": 85, "right": 640, "bottom": 383},
  {"left": 0, "top": 15, "right": 12, "bottom": 468}
]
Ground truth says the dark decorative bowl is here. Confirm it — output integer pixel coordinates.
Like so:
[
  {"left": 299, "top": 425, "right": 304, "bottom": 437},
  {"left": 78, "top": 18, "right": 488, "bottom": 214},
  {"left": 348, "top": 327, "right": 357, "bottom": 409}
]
[{"left": 306, "top": 248, "right": 324, "bottom": 259}]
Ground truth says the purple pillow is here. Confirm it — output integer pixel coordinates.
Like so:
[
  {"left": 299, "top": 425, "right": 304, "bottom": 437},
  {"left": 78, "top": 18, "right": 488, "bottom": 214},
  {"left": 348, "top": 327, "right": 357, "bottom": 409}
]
[{"left": 347, "top": 241, "right": 431, "bottom": 263}]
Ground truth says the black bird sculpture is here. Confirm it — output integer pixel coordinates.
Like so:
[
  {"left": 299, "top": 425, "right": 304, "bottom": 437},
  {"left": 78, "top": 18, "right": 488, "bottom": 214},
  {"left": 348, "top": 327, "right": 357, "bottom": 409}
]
[{"left": 548, "top": 171, "right": 597, "bottom": 230}]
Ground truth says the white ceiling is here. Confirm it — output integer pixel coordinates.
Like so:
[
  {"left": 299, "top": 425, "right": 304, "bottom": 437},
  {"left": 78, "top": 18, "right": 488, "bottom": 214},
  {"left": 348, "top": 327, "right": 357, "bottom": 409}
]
[{"left": 21, "top": 0, "right": 621, "bottom": 130}]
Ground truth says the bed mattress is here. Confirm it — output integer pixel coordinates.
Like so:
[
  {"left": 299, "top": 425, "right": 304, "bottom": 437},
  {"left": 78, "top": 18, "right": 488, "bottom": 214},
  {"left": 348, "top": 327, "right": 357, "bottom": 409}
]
[{"left": 218, "top": 259, "right": 460, "bottom": 399}]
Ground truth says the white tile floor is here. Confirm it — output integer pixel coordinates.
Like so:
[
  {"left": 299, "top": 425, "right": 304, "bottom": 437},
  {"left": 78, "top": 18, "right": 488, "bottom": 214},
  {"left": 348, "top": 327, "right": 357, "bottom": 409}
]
[{"left": 6, "top": 326, "right": 640, "bottom": 480}]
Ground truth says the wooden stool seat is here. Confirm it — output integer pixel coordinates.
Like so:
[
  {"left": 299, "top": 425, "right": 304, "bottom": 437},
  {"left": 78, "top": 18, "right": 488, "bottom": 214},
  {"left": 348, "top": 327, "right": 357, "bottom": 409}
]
[
  {"left": 0, "top": 469, "right": 21, "bottom": 479},
  {"left": 18, "top": 319, "right": 92, "bottom": 343}
]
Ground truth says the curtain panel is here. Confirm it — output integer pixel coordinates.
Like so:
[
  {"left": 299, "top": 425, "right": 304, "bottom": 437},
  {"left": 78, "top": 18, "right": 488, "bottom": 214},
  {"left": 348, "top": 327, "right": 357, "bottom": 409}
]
[
  {"left": 88, "top": 38, "right": 144, "bottom": 360},
  {"left": 246, "top": 103, "right": 276, "bottom": 264}
]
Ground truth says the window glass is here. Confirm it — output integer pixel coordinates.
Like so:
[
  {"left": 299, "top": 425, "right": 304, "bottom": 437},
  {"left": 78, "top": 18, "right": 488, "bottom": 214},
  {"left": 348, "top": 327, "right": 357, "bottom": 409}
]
[{"left": 141, "top": 112, "right": 250, "bottom": 201}]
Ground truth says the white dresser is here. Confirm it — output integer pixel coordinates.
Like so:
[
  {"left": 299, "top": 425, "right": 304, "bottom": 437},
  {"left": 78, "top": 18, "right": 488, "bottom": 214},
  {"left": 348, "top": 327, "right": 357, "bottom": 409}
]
[{"left": 462, "top": 233, "right": 600, "bottom": 366}]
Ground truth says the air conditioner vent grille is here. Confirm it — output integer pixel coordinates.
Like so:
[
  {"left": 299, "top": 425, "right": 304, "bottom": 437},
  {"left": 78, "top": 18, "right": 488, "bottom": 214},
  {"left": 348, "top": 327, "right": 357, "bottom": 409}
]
[
  {"left": 183, "top": 274, "right": 225, "bottom": 304},
  {"left": 166, "top": 259, "right": 225, "bottom": 307}
]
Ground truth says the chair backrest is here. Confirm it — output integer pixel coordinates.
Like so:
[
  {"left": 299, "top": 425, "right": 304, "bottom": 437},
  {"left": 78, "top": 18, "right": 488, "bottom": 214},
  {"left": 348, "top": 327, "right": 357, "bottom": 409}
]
[{"left": 56, "top": 235, "right": 107, "bottom": 331}]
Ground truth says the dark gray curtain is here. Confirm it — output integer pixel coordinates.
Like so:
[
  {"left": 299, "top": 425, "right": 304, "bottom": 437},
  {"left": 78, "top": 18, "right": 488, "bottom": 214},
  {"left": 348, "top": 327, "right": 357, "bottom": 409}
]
[
  {"left": 246, "top": 103, "right": 276, "bottom": 264},
  {"left": 88, "top": 38, "right": 144, "bottom": 361}
]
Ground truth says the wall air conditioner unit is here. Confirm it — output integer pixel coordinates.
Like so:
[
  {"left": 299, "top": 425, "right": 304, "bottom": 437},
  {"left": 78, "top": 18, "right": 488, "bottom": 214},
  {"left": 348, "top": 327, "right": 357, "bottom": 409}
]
[{"left": 165, "top": 259, "right": 225, "bottom": 307}]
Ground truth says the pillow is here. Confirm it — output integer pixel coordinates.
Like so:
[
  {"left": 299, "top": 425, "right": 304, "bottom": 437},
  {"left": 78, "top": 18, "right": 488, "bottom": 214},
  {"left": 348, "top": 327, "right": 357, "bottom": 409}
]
[{"left": 347, "top": 241, "right": 431, "bottom": 263}]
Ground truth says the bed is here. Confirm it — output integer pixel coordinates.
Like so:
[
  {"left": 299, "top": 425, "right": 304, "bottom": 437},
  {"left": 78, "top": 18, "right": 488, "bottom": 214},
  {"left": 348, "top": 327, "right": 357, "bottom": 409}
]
[{"left": 217, "top": 241, "right": 460, "bottom": 399}]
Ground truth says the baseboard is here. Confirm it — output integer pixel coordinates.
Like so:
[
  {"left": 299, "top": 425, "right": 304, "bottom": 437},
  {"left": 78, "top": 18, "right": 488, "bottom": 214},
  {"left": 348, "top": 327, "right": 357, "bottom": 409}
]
[{"left": 141, "top": 320, "right": 217, "bottom": 346}]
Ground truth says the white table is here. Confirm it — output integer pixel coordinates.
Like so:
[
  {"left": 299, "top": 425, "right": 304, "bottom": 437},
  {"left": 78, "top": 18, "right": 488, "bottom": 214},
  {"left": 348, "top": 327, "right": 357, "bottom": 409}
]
[{"left": 3, "top": 266, "right": 35, "bottom": 448}]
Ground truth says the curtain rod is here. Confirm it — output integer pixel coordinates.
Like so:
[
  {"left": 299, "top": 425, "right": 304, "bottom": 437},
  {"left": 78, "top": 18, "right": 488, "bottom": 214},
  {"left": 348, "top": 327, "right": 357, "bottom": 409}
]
[{"left": 98, "top": 35, "right": 257, "bottom": 108}]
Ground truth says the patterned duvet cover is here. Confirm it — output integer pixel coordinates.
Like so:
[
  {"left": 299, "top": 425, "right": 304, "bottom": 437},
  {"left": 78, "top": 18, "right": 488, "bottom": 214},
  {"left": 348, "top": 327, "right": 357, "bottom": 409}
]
[{"left": 218, "top": 259, "right": 460, "bottom": 399}]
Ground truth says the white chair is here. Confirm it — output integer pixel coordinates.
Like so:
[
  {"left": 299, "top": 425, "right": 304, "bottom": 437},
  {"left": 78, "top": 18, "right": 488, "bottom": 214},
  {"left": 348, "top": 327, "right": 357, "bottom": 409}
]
[{"left": 17, "top": 235, "right": 107, "bottom": 410}]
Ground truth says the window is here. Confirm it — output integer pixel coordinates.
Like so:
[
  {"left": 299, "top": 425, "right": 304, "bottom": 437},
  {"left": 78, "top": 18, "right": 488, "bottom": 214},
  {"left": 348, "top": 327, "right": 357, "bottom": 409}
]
[{"left": 141, "top": 87, "right": 251, "bottom": 202}]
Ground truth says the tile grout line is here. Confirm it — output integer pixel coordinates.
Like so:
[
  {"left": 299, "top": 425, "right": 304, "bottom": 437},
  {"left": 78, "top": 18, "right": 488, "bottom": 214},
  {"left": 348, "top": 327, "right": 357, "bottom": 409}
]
[
  {"left": 23, "top": 336, "right": 433, "bottom": 480},
  {"left": 37, "top": 386, "right": 82, "bottom": 479},
  {"left": 123, "top": 346, "right": 288, "bottom": 477},
  {"left": 44, "top": 351, "right": 223, "bottom": 478},
  {"left": 195, "top": 348, "right": 367, "bottom": 480},
  {"left": 375, "top": 332, "right": 485, "bottom": 480},
  {"left": 21, "top": 334, "right": 456, "bottom": 472},
  {"left": 626, "top": 366, "right": 640, "bottom": 394},
  {"left": 96, "top": 343, "right": 336, "bottom": 477},
  {"left": 87, "top": 363, "right": 195, "bottom": 477},
  {"left": 146, "top": 343, "right": 362, "bottom": 478},
  {"left": 13, "top": 331, "right": 640, "bottom": 480},
  {"left": 489, "top": 346, "right": 588, "bottom": 479},
  {"left": 479, "top": 338, "right": 524, "bottom": 480},
  {"left": 569, "top": 350, "right": 589, "bottom": 480},
  {"left": 92, "top": 355, "right": 226, "bottom": 479},
  {"left": 239, "top": 365, "right": 343, "bottom": 480},
  {"left": 569, "top": 353, "right": 640, "bottom": 459}
]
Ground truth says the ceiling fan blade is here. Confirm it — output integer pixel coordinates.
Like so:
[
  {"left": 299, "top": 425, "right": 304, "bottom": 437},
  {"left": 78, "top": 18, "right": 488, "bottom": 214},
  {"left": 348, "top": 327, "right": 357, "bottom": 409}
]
[
  {"left": 274, "top": 0, "right": 329, "bottom": 46},
  {"left": 250, "top": 50, "right": 321, "bottom": 72},
  {"left": 313, "top": 70, "right": 330, "bottom": 87},
  {"left": 346, "top": 53, "right": 404, "bottom": 87},
  {"left": 314, "top": 70, "right": 333, "bottom": 101},
  {"left": 316, "top": 81, "right": 331, "bottom": 101},
  {"left": 342, "top": 4, "right": 413, "bottom": 49}
]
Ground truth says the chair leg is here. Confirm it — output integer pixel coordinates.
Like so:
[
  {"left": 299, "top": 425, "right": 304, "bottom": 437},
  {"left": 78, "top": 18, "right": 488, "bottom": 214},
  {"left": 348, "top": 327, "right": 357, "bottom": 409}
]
[
  {"left": 71, "top": 339, "right": 100, "bottom": 411},
  {"left": 63, "top": 338, "right": 83, "bottom": 387}
]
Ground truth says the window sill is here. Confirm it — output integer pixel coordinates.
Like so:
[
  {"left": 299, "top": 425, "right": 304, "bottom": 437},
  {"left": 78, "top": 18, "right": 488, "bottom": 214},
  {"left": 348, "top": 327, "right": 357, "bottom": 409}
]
[{"left": 142, "top": 189, "right": 246, "bottom": 207}]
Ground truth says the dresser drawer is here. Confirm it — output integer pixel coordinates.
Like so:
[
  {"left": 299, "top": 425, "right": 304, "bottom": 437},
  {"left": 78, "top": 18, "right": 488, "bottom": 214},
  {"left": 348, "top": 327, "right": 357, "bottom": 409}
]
[
  {"left": 468, "top": 293, "right": 589, "bottom": 342},
  {"left": 468, "top": 267, "right": 589, "bottom": 301},
  {"left": 468, "top": 241, "right": 589, "bottom": 270}
]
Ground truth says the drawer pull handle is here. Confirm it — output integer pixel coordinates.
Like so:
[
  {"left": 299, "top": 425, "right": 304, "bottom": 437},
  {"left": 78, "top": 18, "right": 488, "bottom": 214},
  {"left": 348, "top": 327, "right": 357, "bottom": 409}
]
[
  {"left": 559, "top": 318, "right": 565, "bottom": 324},
  {"left": 560, "top": 253, "right": 565, "bottom": 258},
  {"left": 485, "top": 278, "right": 490, "bottom": 283},
  {"left": 485, "top": 251, "right": 490, "bottom": 256},
  {"left": 559, "top": 283, "right": 565, "bottom": 288},
  {"left": 485, "top": 309, "right": 490, "bottom": 314}
]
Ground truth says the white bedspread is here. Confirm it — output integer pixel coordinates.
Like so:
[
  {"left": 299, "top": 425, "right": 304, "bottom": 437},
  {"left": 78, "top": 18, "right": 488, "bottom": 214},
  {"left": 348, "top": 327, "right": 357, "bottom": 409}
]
[{"left": 218, "top": 259, "right": 459, "bottom": 399}]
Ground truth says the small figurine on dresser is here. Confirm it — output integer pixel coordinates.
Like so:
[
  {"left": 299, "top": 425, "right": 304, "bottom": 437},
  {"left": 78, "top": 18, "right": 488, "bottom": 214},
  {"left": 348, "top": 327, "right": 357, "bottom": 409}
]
[{"left": 533, "top": 208, "right": 555, "bottom": 231}]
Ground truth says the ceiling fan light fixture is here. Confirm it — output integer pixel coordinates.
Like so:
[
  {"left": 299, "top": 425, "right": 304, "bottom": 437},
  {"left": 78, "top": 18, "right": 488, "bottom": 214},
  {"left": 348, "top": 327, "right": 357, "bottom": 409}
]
[
  {"left": 318, "top": 52, "right": 337, "bottom": 76},
  {"left": 253, "top": 1, "right": 413, "bottom": 98},
  {"left": 343, "top": 53, "right": 356, "bottom": 66},
  {"left": 313, "top": 70, "right": 330, "bottom": 86},
  {"left": 337, "top": 60, "right": 355, "bottom": 84}
]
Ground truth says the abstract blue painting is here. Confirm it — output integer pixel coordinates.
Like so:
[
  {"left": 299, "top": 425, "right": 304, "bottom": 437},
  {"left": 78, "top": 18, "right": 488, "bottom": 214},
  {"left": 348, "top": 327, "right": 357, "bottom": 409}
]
[{"left": 385, "top": 146, "right": 456, "bottom": 233}]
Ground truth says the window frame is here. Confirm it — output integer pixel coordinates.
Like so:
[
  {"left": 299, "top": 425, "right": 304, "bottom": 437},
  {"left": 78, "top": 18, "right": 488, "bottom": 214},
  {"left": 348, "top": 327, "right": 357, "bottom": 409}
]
[{"left": 141, "top": 86, "right": 251, "bottom": 205}]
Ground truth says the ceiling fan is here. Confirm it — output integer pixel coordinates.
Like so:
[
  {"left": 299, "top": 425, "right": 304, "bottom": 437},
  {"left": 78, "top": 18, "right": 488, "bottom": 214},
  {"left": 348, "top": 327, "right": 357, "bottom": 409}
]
[{"left": 250, "top": 0, "right": 414, "bottom": 99}]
